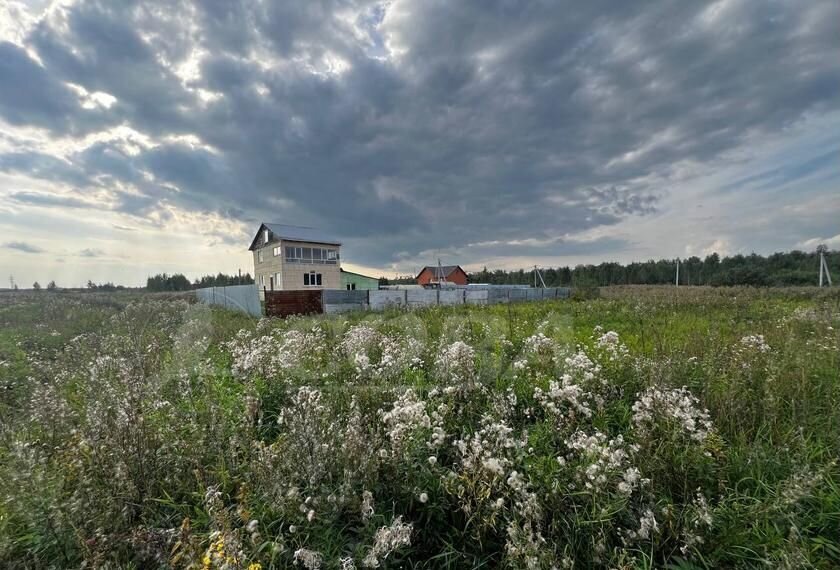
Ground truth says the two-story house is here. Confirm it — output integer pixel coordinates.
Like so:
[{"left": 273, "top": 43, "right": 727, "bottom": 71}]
[{"left": 249, "top": 223, "right": 341, "bottom": 297}]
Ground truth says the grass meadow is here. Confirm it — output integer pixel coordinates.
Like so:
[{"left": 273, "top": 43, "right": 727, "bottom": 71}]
[{"left": 1, "top": 286, "right": 839, "bottom": 569}]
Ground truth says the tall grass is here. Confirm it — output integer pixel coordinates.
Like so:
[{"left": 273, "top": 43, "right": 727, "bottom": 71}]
[{"left": 0, "top": 287, "right": 839, "bottom": 568}]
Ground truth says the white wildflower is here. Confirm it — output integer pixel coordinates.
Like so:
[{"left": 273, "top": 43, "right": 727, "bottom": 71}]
[
  {"left": 294, "top": 548, "right": 323, "bottom": 569},
  {"left": 632, "top": 386, "right": 713, "bottom": 443},
  {"left": 362, "top": 516, "right": 412, "bottom": 568}
]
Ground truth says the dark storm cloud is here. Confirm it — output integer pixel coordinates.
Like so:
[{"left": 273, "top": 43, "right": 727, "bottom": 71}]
[
  {"left": 0, "top": 41, "right": 110, "bottom": 134},
  {"left": 0, "top": 152, "right": 89, "bottom": 187},
  {"left": 0, "top": 0, "right": 838, "bottom": 265},
  {"left": 3, "top": 241, "right": 44, "bottom": 254}
]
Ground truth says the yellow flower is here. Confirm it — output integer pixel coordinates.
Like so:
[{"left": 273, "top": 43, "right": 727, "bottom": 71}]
[
  {"left": 248, "top": 564, "right": 262, "bottom": 570},
  {"left": 202, "top": 554, "right": 211, "bottom": 569}
]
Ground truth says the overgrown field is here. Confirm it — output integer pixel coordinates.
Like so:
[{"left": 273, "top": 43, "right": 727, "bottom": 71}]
[{"left": 1, "top": 287, "right": 839, "bottom": 569}]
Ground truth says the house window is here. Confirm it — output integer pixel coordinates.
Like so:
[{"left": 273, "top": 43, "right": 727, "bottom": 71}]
[
  {"left": 285, "top": 246, "right": 339, "bottom": 263},
  {"left": 304, "top": 272, "right": 322, "bottom": 286},
  {"left": 273, "top": 246, "right": 282, "bottom": 256},
  {"left": 285, "top": 246, "right": 302, "bottom": 262},
  {"left": 275, "top": 272, "right": 282, "bottom": 287},
  {"left": 346, "top": 284, "right": 351, "bottom": 290},
  {"left": 258, "top": 250, "right": 264, "bottom": 263},
  {"left": 263, "top": 229, "right": 269, "bottom": 243}
]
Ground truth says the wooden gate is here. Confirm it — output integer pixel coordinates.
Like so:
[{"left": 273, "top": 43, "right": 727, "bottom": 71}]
[{"left": 264, "top": 290, "right": 323, "bottom": 318}]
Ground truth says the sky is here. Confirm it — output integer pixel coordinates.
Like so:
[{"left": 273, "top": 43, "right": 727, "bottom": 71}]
[{"left": 0, "top": 0, "right": 838, "bottom": 287}]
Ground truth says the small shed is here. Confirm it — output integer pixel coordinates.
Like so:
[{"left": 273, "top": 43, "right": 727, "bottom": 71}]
[{"left": 341, "top": 269, "right": 380, "bottom": 290}]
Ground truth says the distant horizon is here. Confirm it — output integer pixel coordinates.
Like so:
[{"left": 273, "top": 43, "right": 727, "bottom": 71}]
[{"left": 5, "top": 246, "right": 837, "bottom": 290}]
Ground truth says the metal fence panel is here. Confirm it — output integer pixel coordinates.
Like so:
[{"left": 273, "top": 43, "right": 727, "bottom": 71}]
[
  {"left": 324, "top": 303, "right": 366, "bottom": 314},
  {"left": 323, "top": 289, "right": 369, "bottom": 304},
  {"left": 195, "top": 284, "right": 262, "bottom": 317}
]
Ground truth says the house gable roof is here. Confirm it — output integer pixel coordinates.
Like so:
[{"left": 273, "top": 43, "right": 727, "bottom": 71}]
[
  {"left": 415, "top": 265, "right": 465, "bottom": 280},
  {"left": 248, "top": 223, "right": 341, "bottom": 250}
]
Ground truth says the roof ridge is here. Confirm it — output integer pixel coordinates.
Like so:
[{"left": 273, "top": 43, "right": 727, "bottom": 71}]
[{"left": 265, "top": 222, "right": 316, "bottom": 229}]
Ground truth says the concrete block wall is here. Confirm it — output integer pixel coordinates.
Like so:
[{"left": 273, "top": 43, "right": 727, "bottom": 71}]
[
  {"left": 406, "top": 289, "right": 438, "bottom": 306},
  {"left": 465, "top": 290, "right": 488, "bottom": 304},
  {"left": 369, "top": 289, "right": 407, "bottom": 310},
  {"left": 439, "top": 289, "right": 465, "bottom": 305},
  {"left": 320, "top": 286, "right": 573, "bottom": 316}
]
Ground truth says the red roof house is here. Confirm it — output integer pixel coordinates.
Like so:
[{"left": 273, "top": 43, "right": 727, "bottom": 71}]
[{"left": 416, "top": 265, "right": 468, "bottom": 286}]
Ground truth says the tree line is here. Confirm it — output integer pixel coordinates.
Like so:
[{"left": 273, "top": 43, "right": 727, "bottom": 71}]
[
  {"left": 146, "top": 272, "right": 254, "bottom": 292},
  {"left": 466, "top": 249, "right": 838, "bottom": 287},
  {"left": 14, "top": 249, "right": 836, "bottom": 292}
]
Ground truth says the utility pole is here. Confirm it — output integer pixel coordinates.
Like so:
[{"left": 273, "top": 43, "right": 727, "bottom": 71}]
[
  {"left": 534, "top": 265, "right": 547, "bottom": 288},
  {"left": 8, "top": 275, "right": 13, "bottom": 290},
  {"left": 818, "top": 246, "right": 833, "bottom": 287},
  {"left": 675, "top": 259, "right": 680, "bottom": 287}
]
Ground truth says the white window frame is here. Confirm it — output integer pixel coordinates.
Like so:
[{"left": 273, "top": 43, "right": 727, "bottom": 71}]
[
  {"left": 258, "top": 249, "right": 264, "bottom": 263},
  {"left": 285, "top": 246, "right": 338, "bottom": 264},
  {"left": 304, "top": 271, "right": 322, "bottom": 286},
  {"left": 286, "top": 246, "right": 303, "bottom": 262}
]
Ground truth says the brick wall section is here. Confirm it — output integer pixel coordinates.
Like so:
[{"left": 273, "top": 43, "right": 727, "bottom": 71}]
[{"left": 264, "top": 290, "right": 323, "bottom": 317}]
